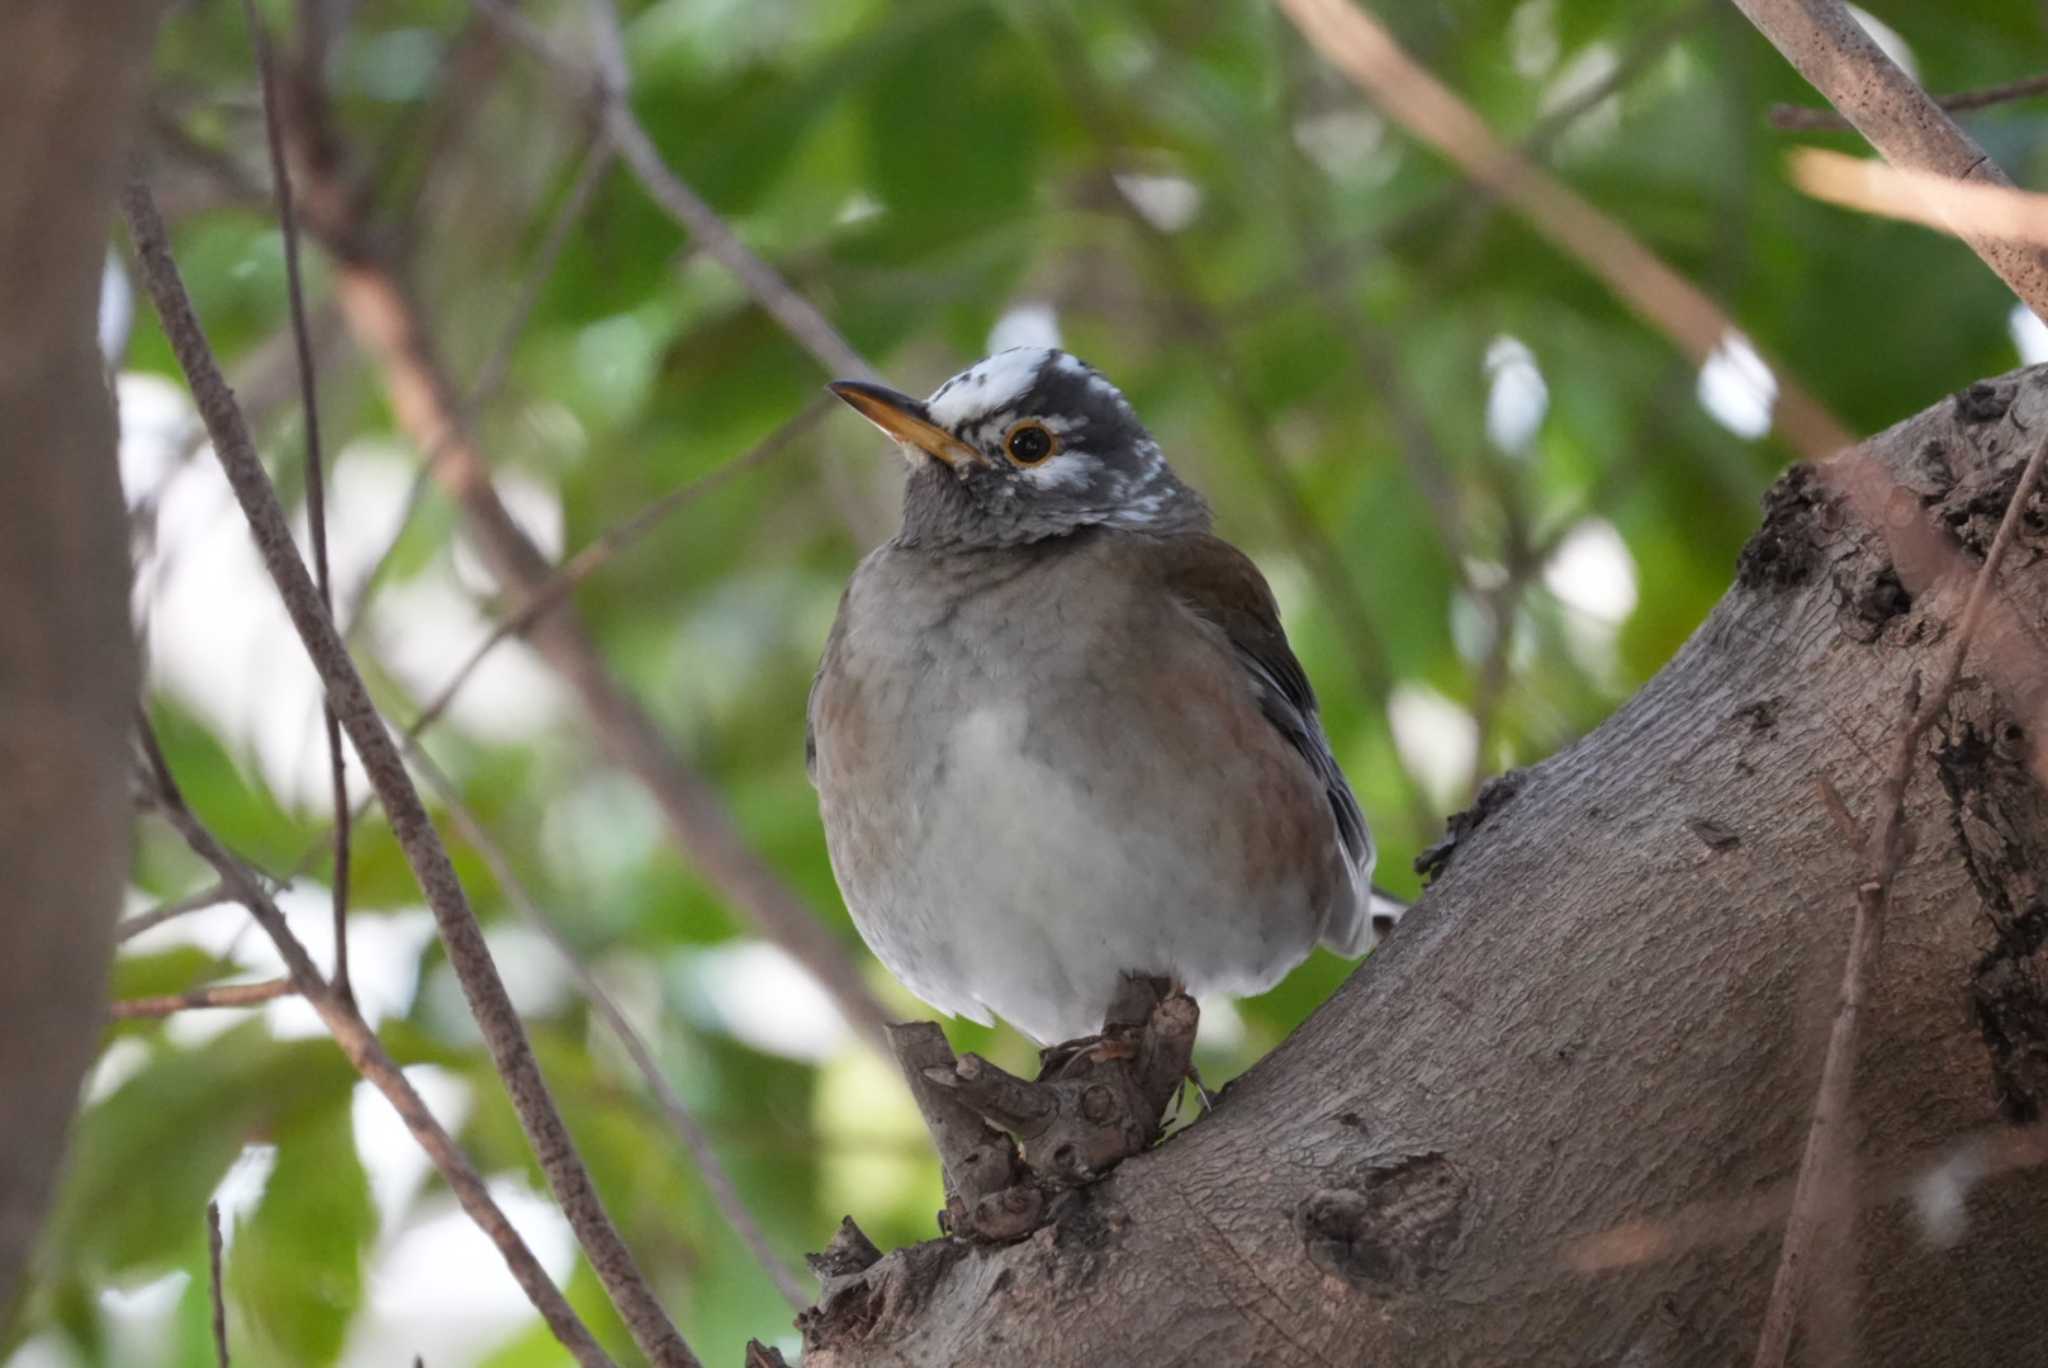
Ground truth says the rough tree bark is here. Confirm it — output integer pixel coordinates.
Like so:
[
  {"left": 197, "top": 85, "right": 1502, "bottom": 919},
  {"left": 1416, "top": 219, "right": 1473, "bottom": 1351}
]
[
  {"left": 0, "top": 0, "right": 155, "bottom": 1311},
  {"left": 796, "top": 369, "right": 2048, "bottom": 1366}
]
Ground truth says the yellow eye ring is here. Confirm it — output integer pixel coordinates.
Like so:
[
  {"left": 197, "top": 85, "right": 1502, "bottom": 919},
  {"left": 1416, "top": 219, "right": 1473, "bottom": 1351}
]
[{"left": 1004, "top": 420, "right": 1059, "bottom": 466}]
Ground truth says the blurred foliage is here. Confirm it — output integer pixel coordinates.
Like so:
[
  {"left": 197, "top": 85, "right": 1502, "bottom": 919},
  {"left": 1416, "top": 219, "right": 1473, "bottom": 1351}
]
[{"left": 18, "top": 0, "right": 2048, "bottom": 1363}]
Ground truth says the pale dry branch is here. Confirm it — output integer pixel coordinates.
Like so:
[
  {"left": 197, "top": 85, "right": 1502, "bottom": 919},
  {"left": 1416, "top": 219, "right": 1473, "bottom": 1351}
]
[
  {"left": 1733, "top": 0, "right": 2048, "bottom": 322},
  {"left": 1270, "top": 0, "right": 1855, "bottom": 462},
  {"left": 110, "top": 978, "right": 296, "bottom": 1020},
  {"left": 121, "top": 179, "right": 692, "bottom": 1368},
  {"left": 1751, "top": 432, "right": 2048, "bottom": 1368},
  {"left": 1791, "top": 147, "right": 2048, "bottom": 247}
]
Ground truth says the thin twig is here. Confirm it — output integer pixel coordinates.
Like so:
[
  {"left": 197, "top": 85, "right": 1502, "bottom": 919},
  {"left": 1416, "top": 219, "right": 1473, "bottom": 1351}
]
[
  {"left": 1771, "top": 71, "right": 2048, "bottom": 132},
  {"left": 1038, "top": 15, "right": 1438, "bottom": 837},
  {"left": 243, "top": 0, "right": 352, "bottom": 1001},
  {"left": 404, "top": 395, "right": 830, "bottom": 744},
  {"left": 472, "top": 0, "right": 880, "bottom": 383},
  {"left": 277, "top": 399, "right": 824, "bottom": 914},
  {"left": 343, "top": 126, "right": 619, "bottom": 641},
  {"left": 311, "top": 187, "right": 893, "bottom": 1057},
  {"left": 111, "top": 978, "right": 296, "bottom": 1019},
  {"left": 274, "top": 29, "right": 892, "bottom": 1053},
  {"left": 1751, "top": 432, "right": 2048, "bottom": 1368},
  {"left": 1566, "top": 1119, "right": 2048, "bottom": 1274},
  {"left": 134, "top": 717, "right": 618, "bottom": 1367},
  {"left": 1732, "top": 0, "right": 2048, "bottom": 322},
  {"left": 121, "top": 178, "right": 692, "bottom": 1368},
  {"left": 1271, "top": 0, "right": 1856, "bottom": 463},
  {"left": 207, "top": 1200, "right": 229, "bottom": 1367},
  {"left": 1233, "top": 1, "right": 1708, "bottom": 326},
  {"left": 116, "top": 880, "right": 235, "bottom": 943},
  {"left": 404, "top": 740, "right": 813, "bottom": 1310}
]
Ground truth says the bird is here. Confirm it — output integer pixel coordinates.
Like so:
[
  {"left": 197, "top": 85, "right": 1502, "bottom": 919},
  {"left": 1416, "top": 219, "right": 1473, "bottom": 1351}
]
[{"left": 809, "top": 346, "right": 1388, "bottom": 1048}]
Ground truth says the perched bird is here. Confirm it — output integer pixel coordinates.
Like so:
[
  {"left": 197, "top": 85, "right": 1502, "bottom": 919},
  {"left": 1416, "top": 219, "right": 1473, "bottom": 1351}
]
[{"left": 810, "top": 347, "right": 1387, "bottom": 1046}]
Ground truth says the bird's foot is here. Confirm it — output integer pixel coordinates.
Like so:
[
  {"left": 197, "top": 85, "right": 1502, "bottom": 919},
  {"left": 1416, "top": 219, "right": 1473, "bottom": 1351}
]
[{"left": 884, "top": 978, "right": 1200, "bottom": 1242}]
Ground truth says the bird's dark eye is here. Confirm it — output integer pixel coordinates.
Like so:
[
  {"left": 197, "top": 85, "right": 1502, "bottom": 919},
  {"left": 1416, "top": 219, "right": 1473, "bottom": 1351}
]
[{"left": 1004, "top": 421, "right": 1057, "bottom": 465}]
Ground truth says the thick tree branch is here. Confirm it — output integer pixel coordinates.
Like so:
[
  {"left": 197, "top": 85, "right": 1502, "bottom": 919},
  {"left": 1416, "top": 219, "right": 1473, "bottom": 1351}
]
[
  {"left": 1732, "top": 0, "right": 2048, "bottom": 321},
  {"left": 121, "top": 180, "right": 695, "bottom": 1368}
]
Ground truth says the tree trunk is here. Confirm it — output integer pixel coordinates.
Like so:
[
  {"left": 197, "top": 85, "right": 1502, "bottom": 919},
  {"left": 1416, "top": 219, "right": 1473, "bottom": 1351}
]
[
  {"left": 798, "top": 368, "right": 2048, "bottom": 1366},
  {"left": 0, "top": 0, "right": 154, "bottom": 1310}
]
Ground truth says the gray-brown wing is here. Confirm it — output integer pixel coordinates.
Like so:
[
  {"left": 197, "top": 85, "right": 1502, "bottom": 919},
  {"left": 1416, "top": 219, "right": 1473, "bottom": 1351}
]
[{"left": 1157, "top": 534, "right": 1379, "bottom": 953}]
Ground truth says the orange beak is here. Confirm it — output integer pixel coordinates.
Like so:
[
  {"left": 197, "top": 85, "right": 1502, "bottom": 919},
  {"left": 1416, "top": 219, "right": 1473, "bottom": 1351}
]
[{"left": 828, "top": 381, "right": 987, "bottom": 468}]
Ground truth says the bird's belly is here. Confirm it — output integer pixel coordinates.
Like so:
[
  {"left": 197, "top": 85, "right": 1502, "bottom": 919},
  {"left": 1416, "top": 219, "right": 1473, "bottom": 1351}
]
[{"left": 823, "top": 694, "right": 1326, "bottom": 1044}]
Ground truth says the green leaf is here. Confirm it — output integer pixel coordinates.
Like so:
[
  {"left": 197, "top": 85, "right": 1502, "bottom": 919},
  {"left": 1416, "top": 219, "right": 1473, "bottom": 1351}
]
[{"left": 228, "top": 1101, "right": 376, "bottom": 1365}]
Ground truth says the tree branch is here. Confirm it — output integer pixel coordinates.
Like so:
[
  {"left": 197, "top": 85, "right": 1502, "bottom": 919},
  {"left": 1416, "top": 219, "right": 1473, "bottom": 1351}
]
[
  {"left": 207, "top": 1200, "right": 229, "bottom": 1368},
  {"left": 1732, "top": 0, "right": 2048, "bottom": 322},
  {"left": 402, "top": 738, "right": 814, "bottom": 1311},
  {"left": 241, "top": 0, "right": 353, "bottom": 1002},
  {"left": 121, "top": 178, "right": 695, "bottom": 1368},
  {"left": 132, "top": 714, "right": 618, "bottom": 1367},
  {"left": 110, "top": 978, "right": 297, "bottom": 1020},
  {"left": 471, "top": 0, "right": 880, "bottom": 384},
  {"left": 303, "top": 164, "right": 893, "bottom": 1052},
  {"left": 1770, "top": 71, "right": 2048, "bottom": 132}
]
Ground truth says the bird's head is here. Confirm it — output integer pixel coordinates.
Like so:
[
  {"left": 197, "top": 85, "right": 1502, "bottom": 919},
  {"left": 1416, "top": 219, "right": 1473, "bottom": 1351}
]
[{"left": 830, "top": 347, "right": 1210, "bottom": 548}]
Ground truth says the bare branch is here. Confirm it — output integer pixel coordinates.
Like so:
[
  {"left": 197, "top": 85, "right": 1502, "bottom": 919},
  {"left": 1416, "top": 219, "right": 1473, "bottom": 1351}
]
[
  {"left": 116, "top": 880, "right": 236, "bottom": 943},
  {"left": 310, "top": 195, "right": 893, "bottom": 1053},
  {"left": 1732, "top": 0, "right": 2048, "bottom": 322},
  {"left": 264, "top": 25, "right": 891, "bottom": 1051},
  {"left": 1036, "top": 20, "right": 1439, "bottom": 838},
  {"left": 120, "top": 178, "right": 693, "bottom": 1368},
  {"left": 1270, "top": 0, "right": 1856, "bottom": 462},
  {"left": 207, "top": 1200, "right": 229, "bottom": 1368},
  {"left": 110, "top": 978, "right": 297, "bottom": 1020},
  {"left": 133, "top": 714, "right": 616, "bottom": 1365},
  {"left": 241, "top": 0, "right": 352, "bottom": 1002},
  {"left": 1752, "top": 431, "right": 2048, "bottom": 1368},
  {"left": 404, "top": 740, "right": 813, "bottom": 1310},
  {"left": 472, "top": 0, "right": 879, "bottom": 384},
  {"left": 402, "top": 396, "right": 828, "bottom": 746},
  {"left": 1771, "top": 71, "right": 2048, "bottom": 132},
  {"left": 343, "top": 126, "right": 618, "bottom": 641}
]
